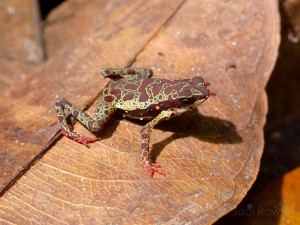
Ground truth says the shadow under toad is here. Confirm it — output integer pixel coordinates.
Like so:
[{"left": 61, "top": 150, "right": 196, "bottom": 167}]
[{"left": 123, "top": 109, "right": 243, "bottom": 162}]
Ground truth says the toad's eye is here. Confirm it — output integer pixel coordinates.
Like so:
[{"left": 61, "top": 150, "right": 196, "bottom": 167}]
[{"left": 180, "top": 98, "right": 192, "bottom": 105}]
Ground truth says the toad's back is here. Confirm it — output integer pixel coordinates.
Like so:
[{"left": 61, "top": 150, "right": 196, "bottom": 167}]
[
  {"left": 103, "top": 77, "right": 196, "bottom": 120},
  {"left": 108, "top": 77, "right": 193, "bottom": 108}
]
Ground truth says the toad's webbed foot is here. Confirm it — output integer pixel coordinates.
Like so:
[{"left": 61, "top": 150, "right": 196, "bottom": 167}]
[
  {"left": 61, "top": 127, "right": 100, "bottom": 147},
  {"left": 143, "top": 160, "right": 168, "bottom": 178}
]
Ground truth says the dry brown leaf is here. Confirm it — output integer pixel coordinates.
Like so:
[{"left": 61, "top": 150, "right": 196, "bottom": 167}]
[
  {"left": 0, "top": 57, "right": 32, "bottom": 90},
  {"left": 44, "top": 0, "right": 109, "bottom": 57},
  {"left": 0, "top": 0, "right": 280, "bottom": 224},
  {"left": 0, "top": 0, "right": 42, "bottom": 91},
  {"left": 0, "top": 0, "right": 44, "bottom": 64}
]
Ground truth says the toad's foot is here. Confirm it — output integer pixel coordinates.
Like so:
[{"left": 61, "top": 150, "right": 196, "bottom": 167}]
[
  {"left": 61, "top": 129, "right": 100, "bottom": 147},
  {"left": 74, "top": 136, "right": 100, "bottom": 147},
  {"left": 143, "top": 160, "right": 168, "bottom": 178}
]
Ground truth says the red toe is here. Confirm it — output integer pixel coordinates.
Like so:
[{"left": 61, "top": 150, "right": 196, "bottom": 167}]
[{"left": 144, "top": 161, "right": 168, "bottom": 178}]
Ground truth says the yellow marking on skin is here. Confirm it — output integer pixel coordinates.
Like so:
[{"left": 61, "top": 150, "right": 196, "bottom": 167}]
[
  {"left": 155, "top": 106, "right": 160, "bottom": 110},
  {"left": 172, "top": 107, "right": 189, "bottom": 115}
]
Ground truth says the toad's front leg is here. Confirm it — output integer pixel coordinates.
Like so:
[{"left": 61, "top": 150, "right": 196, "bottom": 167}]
[
  {"left": 55, "top": 96, "right": 115, "bottom": 146},
  {"left": 141, "top": 110, "right": 175, "bottom": 178}
]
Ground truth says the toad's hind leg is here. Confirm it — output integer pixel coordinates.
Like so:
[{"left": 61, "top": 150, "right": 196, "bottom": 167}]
[
  {"left": 55, "top": 96, "right": 115, "bottom": 146},
  {"left": 101, "top": 68, "right": 153, "bottom": 79}
]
